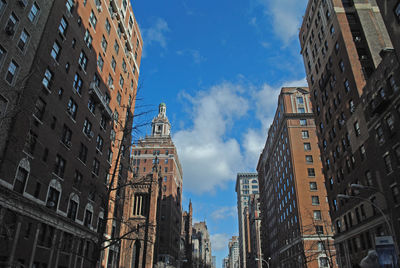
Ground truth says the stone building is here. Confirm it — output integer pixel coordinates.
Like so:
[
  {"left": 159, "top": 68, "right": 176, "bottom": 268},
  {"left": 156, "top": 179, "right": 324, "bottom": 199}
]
[
  {"left": 0, "top": 0, "right": 142, "bottom": 267},
  {"left": 192, "top": 221, "right": 212, "bottom": 268},
  {"left": 257, "top": 87, "right": 335, "bottom": 267},
  {"left": 235, "top": 172, "right": 259, "bottom": 268},
  {"left": 119, "top": 103, "right": 184, "bottom": 268},
  {"left": 299, "top": 0, "right": 399, "bottom": 266}
]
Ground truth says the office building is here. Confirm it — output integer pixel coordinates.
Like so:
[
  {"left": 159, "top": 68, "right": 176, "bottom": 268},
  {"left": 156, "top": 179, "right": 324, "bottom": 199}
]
[
  {"left": 257, "top": 87, "right": 335, "bottom": 267},
  {"left": 192, "top": 221, "right": 212, "bottom": 268},
  {"left": 235, "top": 172, "right": 258, "bottom": 268}
]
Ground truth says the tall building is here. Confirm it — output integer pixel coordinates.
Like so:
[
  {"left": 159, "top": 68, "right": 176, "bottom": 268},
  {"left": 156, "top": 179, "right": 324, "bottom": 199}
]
[
  {"left": 181, "top": 201, "right": 193, "bottom": 267},
  {"left": 227, "top": 236, "right": 239, "bottom": 268},
  {"left": 119, "top": 103, "right": 183, "bottom": 268},
  {"left": 257, "top": 87, "right": 335, "bottom": 267},
  {"left": 300, "top": 0, "right": 399, "bottom": 266},
  {"left": 192, "top": 221, "right": 212, "bottom": 268},
  {"left": 235, "top": 172, "right": 258, "bottom": 268},
  {"left": 0, "top": 0, "right": 142, "bottom": 267},
  {"left": 245, "top": 194, "right": 262, "bottom": 268}
]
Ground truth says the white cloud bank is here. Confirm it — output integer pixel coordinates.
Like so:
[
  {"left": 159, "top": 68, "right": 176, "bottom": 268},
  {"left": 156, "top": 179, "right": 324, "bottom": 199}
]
[
  {"left": 141, "top": 18, "right": 170, "bottom": 49},
  {"left": 211, "top": 206, "right": 237, "bottom": 220},
  {"left": 211, "top": 233, "right": 231, "bottom": 251}
]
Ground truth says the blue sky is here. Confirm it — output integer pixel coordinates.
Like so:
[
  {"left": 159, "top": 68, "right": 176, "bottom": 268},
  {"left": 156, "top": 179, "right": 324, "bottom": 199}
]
[{"left": 132, "top": 0, "right": 308, "bottom": 266}]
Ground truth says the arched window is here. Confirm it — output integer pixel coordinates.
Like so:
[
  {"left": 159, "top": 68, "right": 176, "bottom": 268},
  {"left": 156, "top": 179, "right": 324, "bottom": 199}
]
[
  {"left": 46, "top": 179, "right": 62, "bottom": 211},
  {"left": 131, "top": 240, "right": 141, "bottom": 268},
  {"left": 84, "top": 203, "right": 94, "bottom": 227},
  {"left": 13, "top": 158, "right": 30, "bottom": 194},
  {"left": 67, "top": 193, "right": 79, "bottom": 221}
]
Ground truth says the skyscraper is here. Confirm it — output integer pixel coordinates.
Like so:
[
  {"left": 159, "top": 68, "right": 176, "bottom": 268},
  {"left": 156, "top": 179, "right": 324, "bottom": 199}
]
[
  {"left": 0, "top": 0, "right": 142, "bottom": 267},
  {"left": 120, "top": 103, "right": 184, "bottom": 267},
  {"left": 257, "top": 87, "right": 335, "bottom": 267},
  {"left": 235, "top": 172, "right": 259, "bottom": 268},
  {"left": 300, "top": 0, "right": 399, "bottom": 266}
]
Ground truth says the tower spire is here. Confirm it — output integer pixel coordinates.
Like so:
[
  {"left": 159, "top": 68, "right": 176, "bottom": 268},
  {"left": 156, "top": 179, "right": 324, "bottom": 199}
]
[{"left": 151, "top": 103, "right": 171, "bottom": 136}]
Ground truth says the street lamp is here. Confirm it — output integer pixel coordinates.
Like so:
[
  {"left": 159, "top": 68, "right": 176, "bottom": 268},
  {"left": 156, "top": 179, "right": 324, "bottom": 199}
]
[{"left": 255, "top": 257, "right": 271, "bottom": 268}]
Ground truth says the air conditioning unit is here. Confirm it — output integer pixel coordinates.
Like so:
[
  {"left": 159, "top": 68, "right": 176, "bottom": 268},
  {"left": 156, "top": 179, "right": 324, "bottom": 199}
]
[
  {"left": 5, "top": 25, "right": 15, "bottom": 35},
  {"left": 97, "top": 5, "right": 102, "bottom": 12},
  {"left": 18, "top": 0, "right": 28, "bottom": 7},
  {"left": 110, "top": 85, "right": 114, "bottom": 90}
]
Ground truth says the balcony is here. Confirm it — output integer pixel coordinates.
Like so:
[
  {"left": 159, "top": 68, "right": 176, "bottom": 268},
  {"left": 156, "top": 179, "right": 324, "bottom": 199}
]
[{"left": 89, "top": 82, "right": 112, "bottom": 118}]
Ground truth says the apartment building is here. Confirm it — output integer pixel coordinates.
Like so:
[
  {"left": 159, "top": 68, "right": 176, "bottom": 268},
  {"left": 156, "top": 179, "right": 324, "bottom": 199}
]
[
  {"left": 299, "top": 0, "right": 399, "bottom": 266},
  {"left": 257, "top": 87, "right": 335, "bottom": 268},
  {"left": 120, "top": 103, "right": 184, "bottom": 267},
  {"left": 0, "top": 0, "right": 142, "bottom": 267},
  {"left": 235, "top": 172, "right": 259, "bottom": 268}
]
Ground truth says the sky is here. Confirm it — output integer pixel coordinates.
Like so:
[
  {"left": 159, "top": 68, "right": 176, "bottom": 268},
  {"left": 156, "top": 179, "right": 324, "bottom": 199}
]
[{"left": 131, "top": 0, "right": 309, "bottom": 266}]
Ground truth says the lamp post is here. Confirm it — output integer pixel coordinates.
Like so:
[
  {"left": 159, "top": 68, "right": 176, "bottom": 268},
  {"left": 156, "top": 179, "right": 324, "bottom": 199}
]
[{"left": 255, "top": 257, "right": 271, "bottom": 268}]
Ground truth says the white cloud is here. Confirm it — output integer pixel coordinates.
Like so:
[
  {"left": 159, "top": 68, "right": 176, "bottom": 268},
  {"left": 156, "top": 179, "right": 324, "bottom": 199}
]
[
  {"left": 173, "top": 82, "right": 249, "bottom": 194},
  {"left": 176, "top": 49, "right": 206, "bottom": 64},
  {"left": 211, "top": 206, "right": 237, "bottom": 220},
  {"left": 210, "top": 233, "right": 230, "bottom": 251},
  {"left": 251, "top": 0, "right": 308, "bottom": 45},
  {"left": 142, "top": 18, "right": 170, "bottom": 49}
]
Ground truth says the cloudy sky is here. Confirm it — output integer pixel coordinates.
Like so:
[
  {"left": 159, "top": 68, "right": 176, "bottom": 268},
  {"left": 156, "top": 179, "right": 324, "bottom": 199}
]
[{"left": 132, "top": 0, "right": 308, "bottom": 266}]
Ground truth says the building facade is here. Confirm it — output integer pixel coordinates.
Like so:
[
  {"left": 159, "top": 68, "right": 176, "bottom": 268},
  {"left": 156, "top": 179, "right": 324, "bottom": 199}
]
[
  {"left": 245, "top": 194, "right": 262, "bottom": 268},
  {"left": 299, "top": 0, "right": 399, "bottom": 266},
  {"left": 235, "top": 172, "right": 259, "bottom": 268},
  {"left": 181, "top": 201, "right": 193, "bottom": 267},
  {"left": 192, "top": 221, "right": 212, "bottom": 268},
  {"left": 119, "top": 103, "right": 184, "bottom": 268},
  {"left": 227, "top": 236, "right": 239, "bottom": 268},
  {"left": 257, "top": 87, "right": 335, "bottom": 268},
  {"left": 0, "top": 0, "right": 142, "bottom": 267}
]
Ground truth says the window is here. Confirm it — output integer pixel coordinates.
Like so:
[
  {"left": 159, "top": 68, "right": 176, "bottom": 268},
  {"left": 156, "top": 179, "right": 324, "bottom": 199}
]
[
  {"left": 17, "top": 30, "right": 30, "bottom": 51},
  {"left": 330, "top": 25, "right": 335, "bottom": 35},
  {"left": 306, "top": 155, "right": 313, "bottom": 163},
  {"left": 132, "top": 194, "right": 149, "bottom": 216},
  {"left": 300, "top": 119, "right": 307, "bottom": 126},
  {"left": 376, "top": 125, "right": 385, "bottom": 144},
  {"left": 73, "top": 170, "right": 82, "bottom": 187},
  {"left": 309, "top": 182, "right": 317, "bottom": 190},
  {"left": 105, "top": 19, "right": 111, "bottom": 35},
  {"left": 28, "top": 3, "right": 40, "bottom": 22},
  {"left": 14, "top": 167, "right": 28, "bottom": 194},
  {"left": 5, "top": 60, "right": 19, "bottom": 84},
  {"left": 395, "top": 3, "right": 400, "bottom": 21},
  {"left": 298, "top": 107, "right": 305, "bottom": 113},
  {"left": 349, "top": 99, "right": 355, "bottom": 113},
  {"left": 73, "top": 73, "right": 82, "bottom": 94},
  {"left": 67, "top": 98, "right": 77, "bottom": 119},
  {"left": 93, "top": 158, "right": 100, "bottom": 175},
  {"left": 301, "top": 130, "right": 309, "bottom": 138},
  {"left": 113, "top": 110, "right": 119, "bottom": 123},
  {"left": 33, "top": 98, "right": 46, "bottom": 120},
  {"left": 97, "top": 54, "right": 104, "bottom": 71},
  {"left": 312, "top": 196, "right": 320, "bottom": 205},
  {"left": 315, "top": 225, "right": 324, "bottom": 234},
  {"left": 88, "top": 97, "right": 95, "bottom": 113},
  {"left": 354, "top": 121, "right": 361, "bottom": 136},
  {"left": 308, "top": 168, "right": 315, "bottom": 177},
  {"left": 117, "top": 92, "right": 121, "bottom": 106},
  {"left": 392, "top": 185, "right": 399, "bottom": 204},
  {"left": 101, "top": 35, "right": 108, "bottom": 52},
  {"left": 66, "top": 0, "right": 74, "bottom": 12},
  {"left": 386, "top": 114, "right": 395, "bottom": 132},
  {"left": 67, "top": 199, "right": 78, "bottom": 220},
  {"left": 46, "top": 187, "right": 60, "bottom": 210},
  {"left": 296, "top": 96, "right": 304, "bottom": 104},
  {"left": 344, "top": 79, "right": 351, "bottom": 92},
  {"left": 84, "top": 30, "right": 92, "bottom": 48},
  {"left": 83, "top": 118, "right": 92, "bottom": 136},
  {"left": 96, "top": 135, "right": 103, "bottom": 152},
  {"left": 84, "top": 210, "right": 92, "bottom": 227},
  {"left": 119, "top": 75, "right": 124, "bottom": 88},
  {"left": 313, "top": 210, "right": 322, "bottom": 220},
  {"left": 339, "top": 60, "right": 345, "bottom": 72},
  {"left": 384, "top": 154, "right": 393, "bottom": 173},
  {"left": 0, "top": 46, "right": 6, "bottom": 66},
  {"left": 304, "top": 142, "right": 311, "bottom": 151},
  {"left": 319, "top": 257, "right": 329, "bottom": 267},
  {"left": 107, "top": 74, "right": 113, "bottom": 88},
  {"left": 54, "top": 155, "right": 66, "bottom": 178},
  {"left": 58, "top": 17, "right": 68, "bottom": 36},
  {"left": 111, "top": 56, "right": 116, "bottom": 72},
  {"left": 89, "top": 11, "right": 97, "bottom": 29},
  {"left": 51, "top": 41, "right": 61, "bottom": 61},
  {"left": 78, "top": 143, "right": 88, "bottom": 163},
  {"left": 42, "top": 68, "right": 53, "bottom": 89},
  {"left": 61, "top": 125, "right": 72, "bottom": 146},
  {"left": 78, "top": 51, "right": 88, "bottom": 70},
  {"left": 5, "top": 13, "right": 18, "bottom": 35},
  {"left": 114, "top": 40, "right": 119, "bottom": 54},
  {"left": 122, "top": 59, "right": 127, "bottom": 72}
]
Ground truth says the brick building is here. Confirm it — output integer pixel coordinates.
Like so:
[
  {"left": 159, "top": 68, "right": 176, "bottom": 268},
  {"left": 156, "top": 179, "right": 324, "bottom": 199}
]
[
  {"left": 244, "top": 194, "right": 262, "bottom": 268},
  {"left": 257, "top": 87, "right": 335, "bottom": 267},
  {"left": 0, "top": 0, "right": 142, "bottom": 267},
  {"left": 120, "top": 103, "right": 184, "bottom": 267},
  {"left": 299, "top": 0, "right": 399, "bottom": 266}
]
